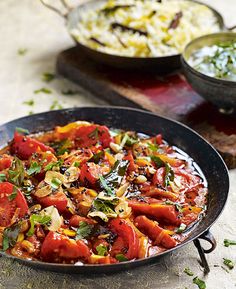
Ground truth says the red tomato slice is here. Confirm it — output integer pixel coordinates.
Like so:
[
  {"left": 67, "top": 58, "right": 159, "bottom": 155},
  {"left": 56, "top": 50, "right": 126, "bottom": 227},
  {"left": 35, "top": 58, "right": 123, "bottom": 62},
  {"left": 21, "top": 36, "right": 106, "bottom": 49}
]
[
  {"left": 109, "top": 218, "right": 139, "bottom": 260},
  {"left": 0, "top": 182, "right": 28, "bottom": 226},
  {"left": 124, "top": 150, "right": 137, "bottom": 172},
  {"left": 69, "top": 215, "right": 96, "bottom": 227},
  {"left": 0, "top": 154, "right": 13, "bottom": 171},
  {"left": 152, "top": 167, "right": 165, "bottom": 186},
  {"left": 135, "top": 215, "right": 177, "bottom": 249},
  {"left": 38, "top": 192, "right": 68, "bottom": 213},
  {"left": 80, "top": 162, "right": 102, "bottom": 185},
  {"left": 75, "top": 125, "right": 112, "bottom": 148},
  {"left": 41, "top": 231, "right": 91, "bottom": 262},
  {"left": 11, "top": 132, "right": 54, "bottom": 160}
]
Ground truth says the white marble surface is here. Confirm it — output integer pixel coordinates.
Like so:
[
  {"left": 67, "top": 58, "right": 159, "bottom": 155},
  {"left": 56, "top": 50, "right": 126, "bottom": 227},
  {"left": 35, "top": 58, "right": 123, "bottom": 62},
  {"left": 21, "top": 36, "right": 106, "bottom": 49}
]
[{"left": 0, "top": 1, "right": 235, "bottom": 289}]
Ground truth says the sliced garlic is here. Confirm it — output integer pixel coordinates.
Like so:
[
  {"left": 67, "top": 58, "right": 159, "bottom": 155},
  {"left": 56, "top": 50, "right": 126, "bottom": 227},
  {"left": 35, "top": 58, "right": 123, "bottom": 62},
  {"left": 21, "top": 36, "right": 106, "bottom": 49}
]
[
  {"left": 64, "top": 166, "right": 80, "bottom": 183},
  {"left": 110, "top": 142, "right": 122, "bottom": 153},
  {"left": 88, "top": 211, "right": 109, "bottom": 222},
  {"left": 135, "top": 175, "right": 147, "bottom": 184},
  {"left": 34, "top": 184, "right": 52, "bottom": 198},
  {"left": 40, "top": 206, "right": 63, "bottom": 232},
  {"left": 115, "top": 199, "right": 131, "bottom": 218},
  {"left": 45, "top": 171, "right": 65, "bottom": 187},
  {"left": 116, "top": 182, "right": 129, "bottom": 197}
]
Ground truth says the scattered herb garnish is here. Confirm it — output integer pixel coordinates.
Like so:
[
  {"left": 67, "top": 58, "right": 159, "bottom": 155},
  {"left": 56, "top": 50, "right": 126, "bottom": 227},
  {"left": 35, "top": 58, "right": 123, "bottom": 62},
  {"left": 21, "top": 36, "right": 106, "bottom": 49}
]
[
  {"left": 223, "top": 258, "right": 234, "bottom": 270},
  {"left": 73, "top": 161, "right": 80, "bottom": 168},
  {"left": 42, "top": 72, "right": 55, "bottom": 83},
  {"left": 89, "top": 151, "right": 104, "bottom": 164},
  {"left": 176, "top": 223, "right": 187, "bottom": 233},
  {"left": 61, "top": 89, "right": 78, "bottom": 95},
  {"left": 50, "top": 100, "right": 63, "bottom": 110},
  {"left": 44, "top": 159, "right": 63, "bottom": 171},
  {"left": 2, "top": 223, "right": 21, "bottom": 251},
  {"left": 15, "top": 127, "right": 29, "bottom": 135},
  {"left": 164, "top": 163, "right": 174, "bottom": 187},
  {"left": 17, "top": 48, "right": 28, "bottom": 55},
  {"left": 89, "top": 37, "right": 106, "bottom": 47},
  {"left": 111, "top": 22, "right": 148, "bottom": 37},
  {"left": 148, "top": 142, "right": 159, "bottom": 152},
  {"left": 120, "top": 133, "right": 138, "bottom": 147},
  {"left": 96, "top": 244, "right": 108, "bottom": 256},
  {"left": 99, "top": 176, "right": 114, "bottom": 195},
  {"left": 8, "top": 157, "right": 25, "bottom": 186},
  {"left": 88, "top": 127, "right": 99, "bottom": 140},
  {"left": 169, "top": 11, "right": 183, "bottom": 29},
  {"left": 151, "top": 155, "right": 165, "bottom": 168},
  {"left": 34, "top": 88, "right": 52, "bottom": 94},
  {"left": 8, "top": 186, "right": 18, "bottom": 201},
  {"left": 27, "top": 214, "right": 51, "bottom": 237},
  {"left": 224, "top": 239, "right": 236, "bottom": 247},
  {"left": 51, "top": 177, "right": 62, "bottom": 189},
  {"left": 27, "top": 162, "right": 41, "bottom": 176},
  {"left": 28, "top": 111, "right": 34, "bottom": 115},
  {"left": 116, "top": 254, "right": 128, "bottom": 262},
  {"left": 0, "top": 173, "right": 6, "bottom": 182},
  {"left": 184, "top": 267, "right": 194, "bottom": 276},
  {"left": 75, "top": 221, "right": 93, "bottom": 240},
  {"left": 50, "top": 139, "right": 72, "bottom": 156},
  {"left": 23, "top": 99, "right": 34, "bottom": 106},
  {"left": 101, "top": 4, "right": 134, "bottom": 15},
  {"left": 90, "top": 197, "right": 118, "bottom": 221},
  {"left": 192, "top": 277, "right": 206, "bottom": 289}
]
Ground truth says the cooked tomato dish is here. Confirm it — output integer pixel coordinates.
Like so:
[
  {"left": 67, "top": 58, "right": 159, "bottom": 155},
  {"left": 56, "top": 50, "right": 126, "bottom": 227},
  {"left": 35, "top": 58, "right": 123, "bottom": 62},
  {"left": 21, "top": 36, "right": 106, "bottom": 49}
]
[{"left": 0, "top": 121, "right": 207, "bottom": 264}]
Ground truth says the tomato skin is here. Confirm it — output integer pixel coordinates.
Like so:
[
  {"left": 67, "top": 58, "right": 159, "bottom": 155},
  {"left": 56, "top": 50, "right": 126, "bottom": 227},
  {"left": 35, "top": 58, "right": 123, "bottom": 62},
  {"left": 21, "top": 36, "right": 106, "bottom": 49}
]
[
  {"left": 152, "top": 167, "right": 165, "bottom": 186},
  {"left": 0, "top": 154, "right": 13, "bottom": 171},
  {"left": 124, "top": 150, "right": 137, "bottom": 172},
  {"left": 11, "top": 132, "right": 54, "bottom": 160},
  {"left": 69, "top": 215, "right": 95, "bottom": 227},
  {"left": 109, "top": 218, "right": 139, "bottom": 260},
  {"left": 128, "top": 200, "right": 181, "bottom": 225},
  {"left": 80, "top": 162, "right": 101, "bottom": 185},
  {"left": 141, "top": 185, "right": 178, "bottom": 201},
  {"left": 41, "top": 231, "right": 91, "bottom": 262},
  {"left": 38, "top": 192, "right": 68, "bottom": 213},
  {"left": 155, "top": 134, "right": 163, "bottom": 145},
  {"left": 0, "top": 182, "right": 28, "bottom": 226},
  {"left": 135, "top": 215, "right": 177, "bottom": 249}
]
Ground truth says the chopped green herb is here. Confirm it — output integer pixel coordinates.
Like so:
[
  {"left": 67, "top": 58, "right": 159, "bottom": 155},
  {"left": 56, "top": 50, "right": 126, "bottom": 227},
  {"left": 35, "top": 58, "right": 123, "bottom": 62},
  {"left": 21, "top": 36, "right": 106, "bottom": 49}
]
[
  {"left": 44, "top": 159, "right": 63, "bottom": 171},
  {"left": 151, "top": 155, "right": 165, "bottom": 168},
  {"left": 0, "top": 173, "right": 6, "bottom": 182},
  {"left": 116, "top": 254, "right": 128, "bottom": 262},
  {"left": 148, "top": 142, "right": 159, "bottom": 152},
  {"left": 34, "top": 88, "right": 52, "bottom": 94},
  {"left": 42, "top": 72, "right": 55, "bottom": 83},
  {"left": 96, "top": 244, "right": 108, "bottom": 256},
  {"left": 61, "top": 89, "right": 78, "bottom": 95},
  {"left": 8, "top": 157, "right": 25, "bottom": 186},
  {"left": 50, "top": 139, "right": 72, "bottom": 156},
  {"left": 27, "top": 214, "right": 51, "bottom": 237},
  {"left": 89, "top": 151, "right": 104, "bottom": 164},
  {"left": 50, "top": 100, "right": 63, "bottom": 110},
  {"left": 2, "top": 223, "right": 21, "bottom": 251},
  {"left": 90, "top": 197, "right": 118, "bottom": 221},
  {"left": 73, "top": 161, "right": 80, "bottom": 168},
  {"left": 224, "top": 239, "right": 236, "bottom": 247},
  {"left": 23, "top": 99, "right": 34, "bottom": 106},
  {"left": 27, "top": 162, "right": 41, "bottom": 176},
  {"left": 18, "top": 48, "right": 28, "bottom": 55},
  {"left": 164, "top": 163, "right": 174, "bottom": 187},
  {"left": 88, "top": 127, "right": 99, "bottom": 140},
  {"left": 28, "top": 111, "right": 34, "bottom": 115},
  {"left": 193, "top": 277, "right": 206, "bottom": 289},
  {"left": 51, "top": 177, "right": 62, "bottom": 189},
  {"left": 223, "top": 258, "right": 234, "bottom": 270},
  {"left": 176, "top": 223, "right": 187, "bottom": 233},
  {"left": 8, "top": 186, "right": 18, "bottom": 201},
  {"left": 15, "top": 127, "right": 29, "bottom": 135},
  {"left": 75, "top": 221, "right": 93, "bottom": 240},
  {"left": 120, "top": 133, "right": 137, "bottom": 147},
  {"left": 184, "top": 267, "right": 194, "bottom": 276},
  {"left": 99, "top": 175, "right": 113, "bottom": 195}
]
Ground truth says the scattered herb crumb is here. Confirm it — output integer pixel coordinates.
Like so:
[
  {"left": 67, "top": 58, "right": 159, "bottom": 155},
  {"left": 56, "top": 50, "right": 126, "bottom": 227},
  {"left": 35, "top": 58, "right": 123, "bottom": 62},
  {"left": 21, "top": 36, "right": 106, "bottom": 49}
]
[
  {"left": 18, "top": 48, "right": 28, "bottom": 55},
  {"left": 42, "top": 72, "right": 55, "bottom": 83},
  {"left": 50, "top": 100, "right": 64, "bottom": 110},
  {"left": 23, "top": 99, "right": 34, "bottom": 106},
  {"left": 15, "top": 127, "right": 29, "bottom": 135},
  {"left": 61, "top": 89, "right": 78, "bottom": 95},
  {"left": 193, "top": 277, "right": 206, "bottom": 289},
  {"left": 224, "top": 239, "right": 236, "bottom": 247},
  {"left": 223, "top": 258, "right": 234, "bottom": 270},
  {"left": 28, "top": 111, "right": 34, "bottom": 115},
  {"left": 184, "top": 267, "right": 194, "bottom": 276},
  {"left": 221, "top": 265, "right": 230, "bottom": 273},
  {"left": 34, "top": 87, "right": 52, "bottom": 94}
]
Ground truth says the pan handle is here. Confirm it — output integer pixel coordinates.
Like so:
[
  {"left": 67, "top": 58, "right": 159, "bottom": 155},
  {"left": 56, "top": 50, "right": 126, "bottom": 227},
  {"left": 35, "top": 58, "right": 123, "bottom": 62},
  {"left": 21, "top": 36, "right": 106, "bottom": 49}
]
[
  {"left": 193, "top": 230, "right": 216, "bottom": 274},
  {"left": 39, "top": 0, "right": 72, "bottom": 18}
]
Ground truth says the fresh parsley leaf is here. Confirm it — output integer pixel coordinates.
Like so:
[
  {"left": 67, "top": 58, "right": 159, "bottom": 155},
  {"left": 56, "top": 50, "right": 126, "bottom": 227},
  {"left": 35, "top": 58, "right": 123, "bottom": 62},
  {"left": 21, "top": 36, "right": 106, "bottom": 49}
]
[
  {"left": 8, "top": 157, "right": 25, "bottom": 186},
  {"left": 192, "top": 277, "right": 206, "bottom": 289},
  {"left": 89, "top": 151, "right": 104, "bottom": 164},
  {"left": 34, "top": 87, "right": 52, "bottom": 94},
  {"left": 50, "top": 139, "right": 72, "bottom": 156},
  {"left": 120, "top": 133, "right": 137, "bottom": 147},
  {"left": 151, "top": 155, "right": 165, "bottom": 168},
  {"left": 51, "top": 177, "right": 62, "bottom": 189},
  {"left": 73, "top": 161, "right": 80, "bottom": 167},
  {"left": 99, "top": 175, "right": 113, "bottom": 195},
  {"left": 0, "top": 173, "right": 6, "bottom": 182},
  {"left": 223, "top": 258, "right": 234, "bottom": 270},
  {"left": 27, "top": 162, "right": 41, "bottom": 176},
  {"left": 18, "top": 48, "right": 28, "bottom": 55},
  {"left": 90, "top": 197, "right": 118, "bottom": 221},
  {"left": 23, "top": 99, "right": 34, "bottom": 106},
  {"left": 88, "top": 127, "right": 99, "bottom": 140},
  {"left": 75, "top": 221, "right": 93, "bottom": 240},
  {"left": 28, "top": 111, "right": 34, "bottom": 115},
  {"left": 116, "top": 254, "right": 128, "bottom": 262},
  {"left": 27, "top": 214, "right": 51, "bottom": 237},
  {"left": 164, "top": 163, "right": 174, "bottom": 187},
  {"left": 224, "top": 239, "right": 236, "bottom": 247},
  {"left": 184, "top": 267, "right": 194, "bottom": 276},
  {"left": 8, "top": 186, "right": 18, "bottom": 201},
  {"left": 50, "top": 100, "right": 63, "bottom": 110},
  {"left": 2, "top": 223, "right": 21, "bottom": 251},
  {"left": 176, "top": 223, "right": 187, "bottom": 233},
  {"left": 148, "top": 142, "right": 159, "bottom": 152},
  {"left": 15, "top": 127, "right": 29, "bottom": 135},
  {"left": 61, "top": 89, "right": 78, "bottom": 95},
  {"left": 42, "top": 72, "right": 55, "bottom": 83},
  {"left": 44, "top": 159, "right": 63, "bottom": 171},
  {"left": 96, "top": 244, "right": 108, "bottom": 256}
]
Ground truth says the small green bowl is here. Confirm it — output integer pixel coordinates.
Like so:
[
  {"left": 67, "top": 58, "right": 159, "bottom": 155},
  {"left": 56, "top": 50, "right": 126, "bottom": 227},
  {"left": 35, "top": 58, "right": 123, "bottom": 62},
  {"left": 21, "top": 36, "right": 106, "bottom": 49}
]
[{"left": 181, "top": 32, "right": 236, "bottom": 111}]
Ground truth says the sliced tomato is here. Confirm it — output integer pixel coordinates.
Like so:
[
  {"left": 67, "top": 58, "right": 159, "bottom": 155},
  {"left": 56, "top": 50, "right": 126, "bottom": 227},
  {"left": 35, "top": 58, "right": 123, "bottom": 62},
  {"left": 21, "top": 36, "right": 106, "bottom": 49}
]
[
  {"left": 80, "top": 162, "right": 102, "bottom": 185},
  {"left": 0, "top": 154, "right": 13, "bottom": 171},
  {"left": 109, "top": 218, "right": 139, "bottom": 260},
  {"left": 69, "top": 215, "right": 96, "bottom": 227},
  {"left": 0, "top": 182, "right": 28, "bottom": 226},
  {"left": 155, "top": 134, "right": 163, "bottom": 145},
  {"left": 64, "top": 148, "right": 93, "bottom": 167},
  {"left": 88, "top": 255, "right": 117, "bottom": 264},
  {"left": 11, "top": 132, "right": 54, "bottom": 160},
  {"left": 75, "top": 125, "right": 112, "bottom": 148},
  {"left": 152, "top": 167, "right": 165, "bottom": 186},
  {"left": 128, "top": 200, "right": 181, "bottom": 225},
  {"left": 141, "top": 185, "right": 178, "bottom": 201},
  {"left": 124, "top": 150, "right": 137, "bottom": 172},
  {"left": 38, "top": 192, "right": 68, "bottom": 213},
  {"left": 135, "top": 215, "right": 177, "bottom": 249},
  {"left": 41, "top": 231, "right": 91, "bottom": 262}
]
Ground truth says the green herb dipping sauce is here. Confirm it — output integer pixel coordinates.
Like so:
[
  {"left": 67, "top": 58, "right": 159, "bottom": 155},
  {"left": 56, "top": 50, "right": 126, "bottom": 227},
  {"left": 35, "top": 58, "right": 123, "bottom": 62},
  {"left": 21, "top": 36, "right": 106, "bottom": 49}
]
[{"left": 189, "top": 41, "right": 236, "bottom": 81}]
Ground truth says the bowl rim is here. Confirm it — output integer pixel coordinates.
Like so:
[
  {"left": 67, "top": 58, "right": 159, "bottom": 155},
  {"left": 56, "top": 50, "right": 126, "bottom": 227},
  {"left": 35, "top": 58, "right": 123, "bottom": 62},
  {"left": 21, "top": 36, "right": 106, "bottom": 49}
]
[{"left": 181, "top": 32, "right": 236, "bottom": 86}]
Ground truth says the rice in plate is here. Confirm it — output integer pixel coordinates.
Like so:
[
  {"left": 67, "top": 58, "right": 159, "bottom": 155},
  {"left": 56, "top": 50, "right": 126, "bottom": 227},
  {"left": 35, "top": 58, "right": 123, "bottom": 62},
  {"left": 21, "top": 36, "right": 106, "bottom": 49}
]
[{"left": 70, "top": 0, "right": 221, "bottom": 57}]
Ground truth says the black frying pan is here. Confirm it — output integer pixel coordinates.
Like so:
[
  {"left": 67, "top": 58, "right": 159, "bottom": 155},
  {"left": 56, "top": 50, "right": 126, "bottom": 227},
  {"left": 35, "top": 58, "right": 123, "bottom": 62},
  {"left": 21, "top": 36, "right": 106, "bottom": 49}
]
[
  {"left": 0, "top": 107, "right": 229, "bottom": 274},
  {"left": 40, "top": 0, "right": 228, "bottom": 71}
]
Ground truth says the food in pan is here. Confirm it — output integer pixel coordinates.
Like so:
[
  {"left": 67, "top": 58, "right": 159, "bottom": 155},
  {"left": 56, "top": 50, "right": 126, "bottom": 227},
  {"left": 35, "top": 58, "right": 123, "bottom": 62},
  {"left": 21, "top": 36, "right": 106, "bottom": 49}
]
[
  {"left": 0, "top": 121, "right": 207, "bottom": 264},
  {"left": 71, "top": 0, "right": 220, "bottom": 57},
  {"left": 189, "top": 40, "right": 236, "bottom": 81}
]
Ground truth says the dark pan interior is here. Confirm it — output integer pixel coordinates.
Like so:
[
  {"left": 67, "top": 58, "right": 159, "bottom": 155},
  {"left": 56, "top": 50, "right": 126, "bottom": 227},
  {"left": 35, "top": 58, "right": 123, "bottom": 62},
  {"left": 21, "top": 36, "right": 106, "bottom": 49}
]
[{"left": 0, "top": 107, "right": 229, "bottom": 273}]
